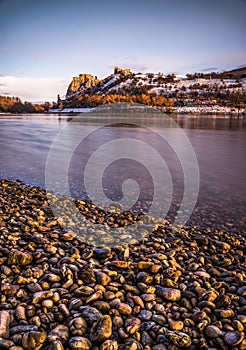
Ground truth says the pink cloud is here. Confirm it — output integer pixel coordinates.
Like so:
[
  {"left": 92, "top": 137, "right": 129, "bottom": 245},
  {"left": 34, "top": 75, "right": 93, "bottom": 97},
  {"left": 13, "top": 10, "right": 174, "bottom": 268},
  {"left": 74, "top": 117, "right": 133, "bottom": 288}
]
[{"left": 0, "top": 76, "right": 69, "bottom": 102}]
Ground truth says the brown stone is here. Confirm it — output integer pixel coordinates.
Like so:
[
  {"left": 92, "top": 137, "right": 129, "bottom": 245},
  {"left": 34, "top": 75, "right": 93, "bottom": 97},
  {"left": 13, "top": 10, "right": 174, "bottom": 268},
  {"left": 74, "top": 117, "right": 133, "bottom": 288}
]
[{"left": 90, "top": 315, "right": 112, "bottom": 342}]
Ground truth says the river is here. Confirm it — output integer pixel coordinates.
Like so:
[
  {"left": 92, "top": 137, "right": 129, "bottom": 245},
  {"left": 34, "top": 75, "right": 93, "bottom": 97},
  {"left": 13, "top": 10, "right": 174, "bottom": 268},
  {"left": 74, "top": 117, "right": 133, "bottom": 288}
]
[{"left": 0, "top": 112, "right": 245, "bottom": 234}]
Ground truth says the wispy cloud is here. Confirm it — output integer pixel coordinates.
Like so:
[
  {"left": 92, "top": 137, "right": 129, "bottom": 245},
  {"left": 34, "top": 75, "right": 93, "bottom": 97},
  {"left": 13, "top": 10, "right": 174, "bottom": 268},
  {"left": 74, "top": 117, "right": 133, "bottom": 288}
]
[
  {"left": 2, "top": 47, "right": 9, "bottom": 53},
  {"left": 201, "top": 67, "right": 218, "bottom": 72},
  {"left": 0, "top": 76, "right": 69, "bottom": 102}
]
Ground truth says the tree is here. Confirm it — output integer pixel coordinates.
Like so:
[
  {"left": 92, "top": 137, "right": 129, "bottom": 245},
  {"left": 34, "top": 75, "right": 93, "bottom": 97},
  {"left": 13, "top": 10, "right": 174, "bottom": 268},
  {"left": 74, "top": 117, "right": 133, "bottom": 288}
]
[
  {"left": 9, "top": 101, "right": 25, "bottom": 113},
  {"left": 24, "top": 102, "right": 36, "bottom": 113}
]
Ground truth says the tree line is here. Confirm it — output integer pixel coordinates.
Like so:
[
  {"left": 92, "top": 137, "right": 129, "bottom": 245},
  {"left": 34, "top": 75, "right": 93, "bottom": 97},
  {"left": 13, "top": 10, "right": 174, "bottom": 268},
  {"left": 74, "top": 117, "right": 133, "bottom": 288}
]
[
  {"left": 0, "top": 96, "right": 52, "bottom": 113},
  {"left": 63, "top": 93, "right": 174, "bottom": 109}
]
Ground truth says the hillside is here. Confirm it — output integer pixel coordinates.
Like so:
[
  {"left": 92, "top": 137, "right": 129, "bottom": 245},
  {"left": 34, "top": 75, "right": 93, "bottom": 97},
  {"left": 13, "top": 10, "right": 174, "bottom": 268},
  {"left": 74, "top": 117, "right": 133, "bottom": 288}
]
[
  {"left": 56, "top": 66, "right": 246, "bottom": 112},
  {"left": 221, "top": 66, "right": 246, "bottom": 79}
]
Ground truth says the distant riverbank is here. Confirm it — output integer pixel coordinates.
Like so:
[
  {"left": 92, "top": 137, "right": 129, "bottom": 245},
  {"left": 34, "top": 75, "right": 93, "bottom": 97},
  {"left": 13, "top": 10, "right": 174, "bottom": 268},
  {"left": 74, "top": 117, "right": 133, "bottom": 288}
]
[
  {"left": 168, "top": 105, "right": 246, "bottom": 115},
  {"left": 47, "top": 105, "right": 246, "bottom": 116},
  {"left": 1, "top": 105, "right": 245, "bottom": 117}
]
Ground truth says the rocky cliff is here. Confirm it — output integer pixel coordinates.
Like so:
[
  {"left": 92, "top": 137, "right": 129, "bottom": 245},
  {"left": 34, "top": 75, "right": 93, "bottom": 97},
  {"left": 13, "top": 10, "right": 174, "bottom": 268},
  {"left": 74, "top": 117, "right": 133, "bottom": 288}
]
[
  {"left": 66, "top": 74, "right": 100, "bottom": 98},
  {"left": 66, "top": 67, "right": 133, "bottom": 98}
]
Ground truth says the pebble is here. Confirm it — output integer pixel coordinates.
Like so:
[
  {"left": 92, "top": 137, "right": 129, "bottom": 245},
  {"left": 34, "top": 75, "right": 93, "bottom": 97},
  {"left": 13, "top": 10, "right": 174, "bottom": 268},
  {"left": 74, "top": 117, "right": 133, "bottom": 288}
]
[
  {"left": 124, "top": 338, "right": 143, "bottom": 349},
  {"left": 22, "top": 331, "right": 47, "bottom": 350},
  {"left": 237, "top": 286, "right": 246, "bottom": 296},
  {"left": 156, "top": 286, "right": 181, "bottom": 301},
  {"left": 0, "top": 179, "right": 246, "bottom": 350},
  {"left": 7, "top": 250, "right": 32, "bottom": 266},
  {"left": 224, "top": 331, "right": 244, "bottom": 346},
  {"left": 168, "top": 318, "right": 184, "bottom": 331},
  {"left": 50, "top": 340, "right": 64, "bottom": 350},
  {"left": 94, "top": 247, "right": 111, "bottom": 258},
  {"left": 90, "top": 315, "right": 112, "bottom": 342},
  {"left": 238, "top": 315, "right": 246, "bottom": 323},
  {"left": 15, "top": 306, "right": 26, "bottom": 320},
  {"left": 69, "top": 336, "right": 92, "bottom": 350},
  {"left": 10, "top": 325, "right": 38, "bottom": 335},
  {"left": 205, "top": 325, "right": 224, "bottom": 338},
  {"left": 117, "top": 303, "right": 132, "bottom": 315},
  {"left": 80, "top": 306, "right": 102, "bottom": 323},
  {"left": 152, "top": 345, "right": 167, "bottom": 350},
  {"left": 0, "top": 338, "right": 15, "bottom": 349},
  {"left": 214, "top": 308, "right": 234, "bottom": 318},
  {"left": 100, "top": 340, "right": 118, "bottom": 350},
  {"left": 47, "top": 325, "right": 69, "bottom": 342},
  {"left": 0, "top": 311, "right": 10, "bottom": 338},
  {"left": 215, "top": 294, "right": 231, "bottom": 308},
  {"left": 96, "top": 271, "right": 111, "bottom": 286},
  {"left": 138, "top": 310, "right": 152, "bottom": 321},
  {"left": 32, "top": 290, "right": 53, "bottom": 304},
  {"left": 165, "top": 330, "right": 192, "bottom": 347},
  {"left": 69, "top": 317, "right": 87, "bottom": 336},
  {"left": 125, "top": 316, "right": 141, "bottom": 334}
]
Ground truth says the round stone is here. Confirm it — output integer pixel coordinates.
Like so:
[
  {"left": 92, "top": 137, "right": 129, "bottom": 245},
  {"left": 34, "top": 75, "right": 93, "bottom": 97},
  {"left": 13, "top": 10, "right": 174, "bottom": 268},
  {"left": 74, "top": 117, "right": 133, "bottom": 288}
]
[{"left": 224, "top": 331, "right": 244, "bottom": 346}]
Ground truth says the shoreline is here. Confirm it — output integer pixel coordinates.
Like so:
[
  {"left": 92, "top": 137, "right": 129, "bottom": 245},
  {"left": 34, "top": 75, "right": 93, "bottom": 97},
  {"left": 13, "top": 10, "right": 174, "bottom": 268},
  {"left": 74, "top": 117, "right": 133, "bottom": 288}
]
[
  {"left": 48, "top": 105, "right": 246, "bottom": 116},
  {"left": 1, "top": 105, "right": 246, "bottom": 117},
  {"left": 0, "top": 179, "right": 246, "bottom": 349},
  {"left": 167, "top": 106, "right": 246, "bottom": 115}
]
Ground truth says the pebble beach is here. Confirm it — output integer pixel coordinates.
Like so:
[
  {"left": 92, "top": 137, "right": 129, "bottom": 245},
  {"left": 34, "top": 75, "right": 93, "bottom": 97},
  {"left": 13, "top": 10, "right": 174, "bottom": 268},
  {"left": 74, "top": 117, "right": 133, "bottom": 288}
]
[{"left": 0, "top": 179, "right": 246, "bottom": 350}]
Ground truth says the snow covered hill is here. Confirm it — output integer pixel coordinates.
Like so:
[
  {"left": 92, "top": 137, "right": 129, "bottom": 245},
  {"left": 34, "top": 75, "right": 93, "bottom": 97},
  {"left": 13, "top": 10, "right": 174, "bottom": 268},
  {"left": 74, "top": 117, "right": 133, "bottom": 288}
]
[{"left": 55, "top": 66, "right": 246, "bottom": 114}]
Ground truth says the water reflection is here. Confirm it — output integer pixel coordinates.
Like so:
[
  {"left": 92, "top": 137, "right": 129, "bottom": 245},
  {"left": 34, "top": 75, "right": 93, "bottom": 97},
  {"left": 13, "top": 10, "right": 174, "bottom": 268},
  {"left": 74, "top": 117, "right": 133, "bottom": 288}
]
[
  {"left": 0, "top": 113, "right": 245, "bottom": 234},
  {"left": 174, "top": 115, "right": 246, "bottom": 130},
  {"left": 1, "top": 113, "right": 246, "bottom": 130}
]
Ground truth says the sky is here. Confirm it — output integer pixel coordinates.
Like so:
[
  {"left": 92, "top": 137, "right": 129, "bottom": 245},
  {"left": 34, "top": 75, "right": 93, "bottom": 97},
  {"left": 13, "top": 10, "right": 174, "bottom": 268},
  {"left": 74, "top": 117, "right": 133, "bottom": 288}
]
[{"left": 0, "top": 0, "right": 246, "bottom": 102}]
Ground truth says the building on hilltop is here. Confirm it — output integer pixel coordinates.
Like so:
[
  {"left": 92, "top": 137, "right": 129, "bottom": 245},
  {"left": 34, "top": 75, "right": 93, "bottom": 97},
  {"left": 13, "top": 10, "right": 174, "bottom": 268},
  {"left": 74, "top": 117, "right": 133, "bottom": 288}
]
[
  {"left": 66, "top": 74, "right": 100, "bottom": 98},
  {"left": 114, "top": 66, "right": 131, "bottom": 75}
]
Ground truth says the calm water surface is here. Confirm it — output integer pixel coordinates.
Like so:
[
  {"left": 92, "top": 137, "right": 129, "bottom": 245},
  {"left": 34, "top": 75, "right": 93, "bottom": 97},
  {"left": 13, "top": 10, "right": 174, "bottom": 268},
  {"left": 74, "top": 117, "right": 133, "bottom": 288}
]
[{"left": 0, "top": 113, "right": 245, "bottom": 234}]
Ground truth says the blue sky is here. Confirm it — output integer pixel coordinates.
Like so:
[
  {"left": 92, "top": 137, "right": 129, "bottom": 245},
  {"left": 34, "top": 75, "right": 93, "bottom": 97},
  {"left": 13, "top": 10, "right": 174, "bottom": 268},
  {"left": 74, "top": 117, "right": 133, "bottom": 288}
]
[{"left": 0, "top": 0, "right": 246, "bottom": 101}]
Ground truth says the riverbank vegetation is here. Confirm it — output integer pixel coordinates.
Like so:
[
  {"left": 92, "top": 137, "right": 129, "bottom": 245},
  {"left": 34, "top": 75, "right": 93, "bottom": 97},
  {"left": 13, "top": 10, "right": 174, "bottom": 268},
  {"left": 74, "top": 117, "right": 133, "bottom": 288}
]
[{"left": 0, "top": 96, "right": 52, "bottom": 114}]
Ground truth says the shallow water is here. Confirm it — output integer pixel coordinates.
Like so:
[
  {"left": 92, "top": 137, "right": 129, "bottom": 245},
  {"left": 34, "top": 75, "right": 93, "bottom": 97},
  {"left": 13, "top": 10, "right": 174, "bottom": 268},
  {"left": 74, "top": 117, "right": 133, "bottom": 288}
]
[{"left": 0, "top": 113, "right": 245, "bottom": 234}]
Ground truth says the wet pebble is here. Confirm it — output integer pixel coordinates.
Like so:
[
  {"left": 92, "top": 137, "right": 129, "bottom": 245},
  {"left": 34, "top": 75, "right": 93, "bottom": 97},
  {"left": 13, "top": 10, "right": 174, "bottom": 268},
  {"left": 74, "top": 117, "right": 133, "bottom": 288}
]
[
  {"left": 69, "top": 336, "right": 92, "bottom": 350},
  {"left": 165, "top": 330, "right": 192, "bottom": 348},
  {"left": 22, "top": 331, "right": 47, "bottom": 350},
  {"left": 156, "top": 286, "right": 181, "bottom": 301},
  {"left": 1, "top": 180, "right": 246, "bottom": 350},
  {"left": 224, "top": 331, "right": 244, "bottom": 346},
  {"left": 0, "top": 311, "right": 10, "bottom": 338},
  {"left": 205, "top": 325, "right": 224, "bottom": 338},
  {"left": 7, "top": 250, "right": 32, "bottom": 266},
  {"left": 90, "top": 315, "right": 112, "bottom": 342},
  {"left": 47, "top": 325, "right": 69, "bottom": 343}
]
